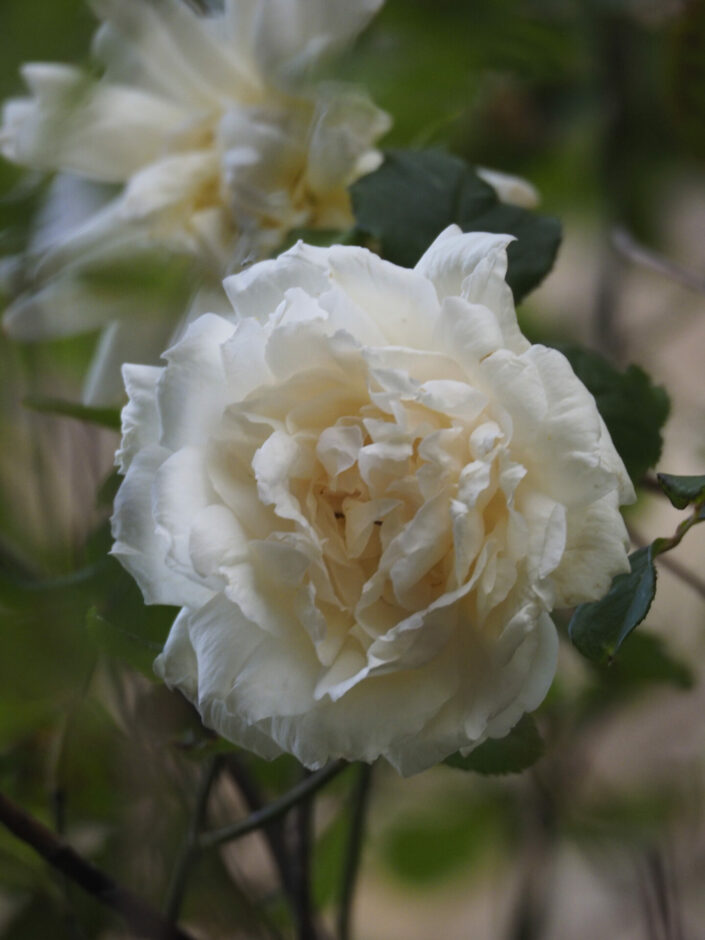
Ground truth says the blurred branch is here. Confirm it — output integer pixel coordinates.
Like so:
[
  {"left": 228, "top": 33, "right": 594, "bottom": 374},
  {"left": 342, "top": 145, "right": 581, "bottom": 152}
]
[
  {"left": 337, "top": 764, "right": 373, "bottom": 940},
  {"left": 183, "top": 0, "right": 209, "bottom": 13},
  {"left": 0, "top": 789, "right": 196, "bottom": 940},
  {"left": 506, "top": 774, "right": 557, "bottom": 940},
  {"left": 164, "top": 756, "right": 223, "bottom": 924},
  {"left": 637, "top": 847, "right": 684, "bottom": 940},
  {"left": 200, "top": 761, "right": 348, "bottom": 851},
  {"left": 613, "top": 227, "right": 705, "bottom": 295},
  {"left": 293, "top": 774, "right": 316, "bottom": 940},
  {"left": 592, "top": 12, "right": 632, "bottom": 361}
]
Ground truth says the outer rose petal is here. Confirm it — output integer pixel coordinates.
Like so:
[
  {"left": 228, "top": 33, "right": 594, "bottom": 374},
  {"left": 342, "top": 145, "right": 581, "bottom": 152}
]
[
  {"left": 552, "top": 494, "right": 630, "bottom": 607},
  {"left": 111, "top": 445, "right": 213, "bottom": 609},
  {"left": 115, "top": 363, "right": 162, "bottom": 473},
  {"left": 223, "top": 241, "right": 330, "bottom": 320}
]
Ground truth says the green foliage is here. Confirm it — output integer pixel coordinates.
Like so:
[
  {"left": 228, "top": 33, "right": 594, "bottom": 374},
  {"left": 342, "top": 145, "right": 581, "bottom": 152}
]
[
  {"left": 444, "top": 714, "right": 544, "bottom": 775},
  {"left": 23, "top": 396, "right": 121, "bottom": 430},
  {"left": 378, "top": 795, "right": 507, "bottom": 886},
  {"left": 351, "top": 149, "right": 561, "bottom": 301},
  {"left": 569, "top": 547, "right": 657, "bottom": 663},
  {"left": 85, "top": 608, "right": 160, "bottom": 678},
  {"left": 313, "top": 812, "right": 349, "bottom": 908},
  {"left": 669, "top": 0, "right": 705, "bottom": 160},
  {"left": 559, "top": 346, "right": 670, "bottom": 484},
  {"left": 657, "top": 472, "right": 705, "bottom": 510}
]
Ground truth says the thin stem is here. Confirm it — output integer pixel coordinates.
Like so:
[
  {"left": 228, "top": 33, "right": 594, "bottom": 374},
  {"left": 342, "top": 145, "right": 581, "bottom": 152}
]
[
  {"left": 0, "top": 789, "right": 196, "bottom": 940},
  {"left": 629, "top": 514, "right": 705, "bottom": 602},
  {"left": 164, "top": 756, "right": 223, "bottom": 924},
  {"left": 613, "top": 227, "right": 705, "bottom": 295},
  {"left": 337, "top": 764, "right": 373, "bottom": 940},
  {"left": 200, "top": 761, "right": 347, "bottom": 851},
  {"left": 225, "top": 754, "right": 298, "bottom": 906},
  {"left": 293, "top": 779, "right": 316, "bottom": 940},
  {"left": 651, "top": 504, "right": 704, "bottom": 556}
]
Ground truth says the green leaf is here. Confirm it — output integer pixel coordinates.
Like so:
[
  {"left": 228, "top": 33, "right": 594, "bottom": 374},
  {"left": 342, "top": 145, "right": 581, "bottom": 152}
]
[
  {"left": 23, "top": 396, "right": 121, "bottom": 430},
  {"left": 569, "top": 546, "right": 657, "bottom": 663},
  {"left": 595, "top": 631, "right": 694, "bottom": 692},
  {"left": 85, "top": 607, "right": 160, "bottom": 677},
  {"left": 444, "top": 714, "right": 544, "bottom": 775},
  {"left": 559, "top": 346, "right": 670, "bottom": 484},
  {"left": 656, "top": 473, "right": 705, "bottom": 510},
  {"left": 350, "top": 149, "right": 561, "bottom": 302}
]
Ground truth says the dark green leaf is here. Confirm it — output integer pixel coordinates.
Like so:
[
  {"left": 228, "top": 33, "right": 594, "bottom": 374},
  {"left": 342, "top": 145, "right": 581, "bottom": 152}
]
[
  {"left": 85, "top": 607, "right": 160, "bottom": 677},
  {"left": 444, "top": 714, "right": 544, "bottom": 775},
  {"left": 23, "top": 396, "right": 121, "bottom": 430},
  {"left": 595, "top": 631, "right": 694, "bottom": 692},
  {"left": 656, "top": 473, "right": 705, "bottom": 510},
  {"left": 569, "top": 546, "right": 657, "bottom": 663},
  {"left": 351, "top": 149, "right": 561, "bottom": 302},
  {"left": 470, "top": 202, "right": 562, "bottom": 303},
  {"left": 559, "top": 346, "right": 670, "bottom": 484}
]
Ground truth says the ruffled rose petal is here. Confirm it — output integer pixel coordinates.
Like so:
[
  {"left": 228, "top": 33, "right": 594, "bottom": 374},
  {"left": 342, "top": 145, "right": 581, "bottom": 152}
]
[{"left": 111, "top": 445, "right": 213, "bottom": 609}]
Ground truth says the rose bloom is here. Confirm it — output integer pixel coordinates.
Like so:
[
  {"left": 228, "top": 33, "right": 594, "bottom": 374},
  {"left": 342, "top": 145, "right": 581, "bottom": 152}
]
[
  {"left": 111, "top": 226, "right": 634, "bottom": 775},
  {"left": 0, "top": 0, "right": 390, "bottom": 402}
]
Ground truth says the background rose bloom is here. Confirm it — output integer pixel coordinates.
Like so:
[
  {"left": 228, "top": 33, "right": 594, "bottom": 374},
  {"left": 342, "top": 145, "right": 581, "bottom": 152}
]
[
  {"left": 111, "top": 226, "right": 634, "bottom": 775},
  {"left": 0, "top": 0, "right": 390, "bottom": 402}
]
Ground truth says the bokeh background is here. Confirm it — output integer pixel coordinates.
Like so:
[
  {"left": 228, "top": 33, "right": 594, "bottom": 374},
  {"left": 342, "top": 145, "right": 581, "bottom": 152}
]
[{"left": 1, "top": 1, "right": 704, "bottom": 937}]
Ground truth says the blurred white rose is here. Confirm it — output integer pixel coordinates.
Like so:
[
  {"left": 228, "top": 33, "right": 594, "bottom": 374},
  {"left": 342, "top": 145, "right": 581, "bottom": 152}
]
[
  {"left": 475, "top": 167, "right": 539, "bottom": 209},
  {"left": 0, "top": 0, "right": 390, "bottom": 402},
  {"left": 111, "top": 226, "right": 634, "bottom": 775}
]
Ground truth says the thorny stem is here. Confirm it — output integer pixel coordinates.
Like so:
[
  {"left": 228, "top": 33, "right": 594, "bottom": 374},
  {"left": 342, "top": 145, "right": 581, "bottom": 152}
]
[
  {"left": 164, "top": 756, "right": 223, "bottom": 924},
  {"left": 200, "top": 761, "right": 348, "bottom": 851},
  {"left": 337, "top": 763, "right": 373, "bottom": 940},
  {"left": 0, "top": 789, "right": 196, "bottom": 940}
]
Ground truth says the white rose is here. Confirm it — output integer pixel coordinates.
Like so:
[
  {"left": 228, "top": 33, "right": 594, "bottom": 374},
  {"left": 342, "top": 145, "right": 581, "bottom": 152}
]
[
  {"left": 0, "top": 0, "right": 390, "bottom": 402},
  {"left": 111, "top": 225, "right": 634, "bottom": 775}
]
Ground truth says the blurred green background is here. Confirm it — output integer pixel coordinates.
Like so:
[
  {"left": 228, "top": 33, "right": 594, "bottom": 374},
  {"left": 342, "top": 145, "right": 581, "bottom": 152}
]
[{"left": 1, "top": 1, "right": 704, "bottom": 938}]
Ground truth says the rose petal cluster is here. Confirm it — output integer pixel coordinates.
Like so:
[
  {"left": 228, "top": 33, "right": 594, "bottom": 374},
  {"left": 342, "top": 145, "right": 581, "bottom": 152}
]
[
  {"left": 0, "top": 0, "right": 390, "bottom": 401},
  {"left": 111, "top": 225, "right": 634, "bottom": 775}
]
